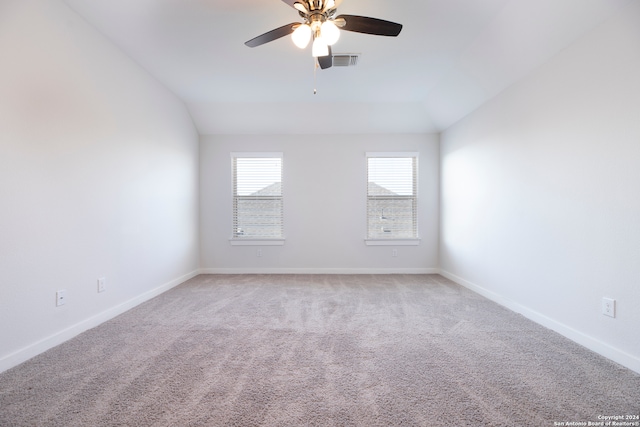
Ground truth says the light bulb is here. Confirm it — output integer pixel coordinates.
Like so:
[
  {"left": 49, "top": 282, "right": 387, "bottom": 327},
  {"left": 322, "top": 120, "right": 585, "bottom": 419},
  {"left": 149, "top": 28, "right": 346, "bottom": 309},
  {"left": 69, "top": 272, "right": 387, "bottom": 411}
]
[
  {"left": 312, "top": 36, "right": 329, "bottom": 57},
  {"left": 291, "top": 24, "right": 312, "bottom": 49},
  {"left": 321, "top": 20, "right": 340, "bottom": 46}
]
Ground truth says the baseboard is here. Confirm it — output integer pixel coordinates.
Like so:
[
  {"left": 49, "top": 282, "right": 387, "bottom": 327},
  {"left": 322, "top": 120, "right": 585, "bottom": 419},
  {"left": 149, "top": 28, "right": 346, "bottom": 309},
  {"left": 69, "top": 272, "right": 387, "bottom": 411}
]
[
  {"left": 0, "top": 270, "right": 199, "bottom": 374},
  {"left": 198, "top": 268, "right": 440, "bottom": 275},
  {"left": 10, "top": 269, "right": 635, "bottom": 376},
  {"left": 439, "top": 270, "right": 640, "bottom": 375}
]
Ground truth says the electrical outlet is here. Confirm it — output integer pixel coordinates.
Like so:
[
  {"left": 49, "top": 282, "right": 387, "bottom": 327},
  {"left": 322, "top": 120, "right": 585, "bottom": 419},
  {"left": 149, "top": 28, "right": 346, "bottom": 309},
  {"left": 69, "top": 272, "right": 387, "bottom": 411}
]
[
  {"left": 392, "top": 249, "right": 398, "bottom": 257},
  {"left": 56, "top": 290, "right": 66, "bottom": 307},
  {"left": 257, "top": 249, "right": 262, "bottom": 257},
  {"left": 97, "top": 277, "right": 106, "bottom": 293},
  {"left": 602, "top": 298, "right": 616, "bottom": 318}
]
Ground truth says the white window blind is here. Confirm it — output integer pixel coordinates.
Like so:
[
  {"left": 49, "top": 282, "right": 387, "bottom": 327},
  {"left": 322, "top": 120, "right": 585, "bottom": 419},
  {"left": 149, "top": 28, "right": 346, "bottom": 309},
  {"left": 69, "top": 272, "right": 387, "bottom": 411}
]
[
  {"left": 232, "top": 154, "right": 283, "bottom": 239},
  {"left": 367, "top": 153, "right": 418, "bottom": 239}
]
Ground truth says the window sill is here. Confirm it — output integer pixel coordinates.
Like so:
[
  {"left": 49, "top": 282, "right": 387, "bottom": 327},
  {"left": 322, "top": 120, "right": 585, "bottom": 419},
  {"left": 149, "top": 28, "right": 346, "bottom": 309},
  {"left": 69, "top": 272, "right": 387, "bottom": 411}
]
[
  {"left": 229, "top": 239, "right": 285, "bottom": 246},
  {"left": 365, "top": 239, "right": 421, "bottom": 246}
]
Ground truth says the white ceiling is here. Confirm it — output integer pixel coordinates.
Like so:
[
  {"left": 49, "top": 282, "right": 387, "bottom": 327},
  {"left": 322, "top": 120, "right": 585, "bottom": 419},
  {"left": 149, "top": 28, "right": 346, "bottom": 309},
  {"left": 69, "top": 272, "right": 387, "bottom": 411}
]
[{"left": 62, "top": 0, "right": 629, "bottom": 135}]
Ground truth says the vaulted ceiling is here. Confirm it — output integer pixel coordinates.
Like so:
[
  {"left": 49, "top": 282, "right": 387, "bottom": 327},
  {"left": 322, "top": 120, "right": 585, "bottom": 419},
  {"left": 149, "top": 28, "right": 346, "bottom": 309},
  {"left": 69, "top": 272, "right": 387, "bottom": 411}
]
[{"left": 62, "top": 0, "right": 629, "bottom": 135}]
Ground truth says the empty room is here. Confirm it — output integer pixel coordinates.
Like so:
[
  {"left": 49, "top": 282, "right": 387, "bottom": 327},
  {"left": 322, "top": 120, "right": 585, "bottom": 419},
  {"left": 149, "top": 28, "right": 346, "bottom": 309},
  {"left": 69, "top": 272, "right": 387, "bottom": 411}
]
[{"left": 1, "top": 0, "right": 639, "bottom": 425}]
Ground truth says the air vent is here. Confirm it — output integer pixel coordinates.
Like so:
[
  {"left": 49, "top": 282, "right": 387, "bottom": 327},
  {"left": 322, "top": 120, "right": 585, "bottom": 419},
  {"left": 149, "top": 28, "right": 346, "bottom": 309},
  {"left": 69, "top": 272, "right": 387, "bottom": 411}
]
[{"left": 332, "top": 54, "right": 359, "bottom": 67}]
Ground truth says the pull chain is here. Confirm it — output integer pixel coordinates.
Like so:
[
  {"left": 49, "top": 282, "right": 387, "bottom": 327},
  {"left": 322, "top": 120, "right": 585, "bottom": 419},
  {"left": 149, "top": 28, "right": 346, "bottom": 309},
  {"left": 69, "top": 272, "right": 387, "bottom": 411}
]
[{"left": 313, "top": 58, "right": 318, "bottom": 95}]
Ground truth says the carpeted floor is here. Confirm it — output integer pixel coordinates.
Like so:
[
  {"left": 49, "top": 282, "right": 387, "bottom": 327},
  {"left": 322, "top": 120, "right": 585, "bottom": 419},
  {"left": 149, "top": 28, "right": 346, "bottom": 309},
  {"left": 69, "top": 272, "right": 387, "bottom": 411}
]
[{"left": 0, "top": 274, "right": 638, "bottom": 426}]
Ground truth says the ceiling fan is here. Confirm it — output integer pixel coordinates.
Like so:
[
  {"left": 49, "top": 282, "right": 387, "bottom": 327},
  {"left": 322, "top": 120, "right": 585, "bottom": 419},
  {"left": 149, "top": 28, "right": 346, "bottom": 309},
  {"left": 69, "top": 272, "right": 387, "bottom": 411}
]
[{"left": 245, "top": 0, "right": 403, "bottom": 70}]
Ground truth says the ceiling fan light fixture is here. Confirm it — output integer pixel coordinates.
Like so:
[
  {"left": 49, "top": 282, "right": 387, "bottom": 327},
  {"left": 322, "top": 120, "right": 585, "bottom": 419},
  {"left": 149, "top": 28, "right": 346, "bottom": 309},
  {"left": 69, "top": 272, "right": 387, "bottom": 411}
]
[
  {"left": 312, "top": 36, "right": 329, "bottom": 57},
  {"left": 291, "top": 24, "right": 312, "bottom": 49},
  {"left": 293, "top": 2, "right": 309, "bottom": 14},
  {"left": 244, "top": 0, "right": 402, "bottom": 69},
  {"left": 323, "top": 0, "right": 336, "bottom": 12},
  {"left": 321, "top": 20, "right": 340, "bottom": 45}
]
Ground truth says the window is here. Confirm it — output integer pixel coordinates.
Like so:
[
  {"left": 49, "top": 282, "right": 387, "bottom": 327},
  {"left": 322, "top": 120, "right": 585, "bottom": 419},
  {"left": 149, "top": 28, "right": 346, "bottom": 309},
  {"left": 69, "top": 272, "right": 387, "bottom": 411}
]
[
  {"left": 366, "top": 153, "right": 419, "bottom": 245},
  {"left": 231, "top": 153, "right": 284, "bottom": 245}
]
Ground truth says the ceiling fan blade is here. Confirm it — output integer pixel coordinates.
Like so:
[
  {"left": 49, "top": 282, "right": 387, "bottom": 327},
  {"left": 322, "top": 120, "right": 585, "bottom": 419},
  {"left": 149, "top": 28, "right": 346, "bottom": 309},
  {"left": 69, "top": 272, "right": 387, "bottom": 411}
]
[
  {"left": 335, "top": 15, "right": 402, "bottom": 37},
  {"left": 318, "top": 46, "right": 333, "bottom": 69},
  {"left": 245, "top": 23, "right": 299, "bottom": 48}
]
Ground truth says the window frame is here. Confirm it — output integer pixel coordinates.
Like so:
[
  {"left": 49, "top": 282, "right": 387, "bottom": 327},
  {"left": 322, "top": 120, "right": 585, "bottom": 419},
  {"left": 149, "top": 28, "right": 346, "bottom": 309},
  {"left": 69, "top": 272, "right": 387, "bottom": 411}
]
[
  {"left": 365, "top": 152, "right": 420, "bottom": 246},
  {"left": 229, "top": 152, "right": 285, "bottom": 246}
]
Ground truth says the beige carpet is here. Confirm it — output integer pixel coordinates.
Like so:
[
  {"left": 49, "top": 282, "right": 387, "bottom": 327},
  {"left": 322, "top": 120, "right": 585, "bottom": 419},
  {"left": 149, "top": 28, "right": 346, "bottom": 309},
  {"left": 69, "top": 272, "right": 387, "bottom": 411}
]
[{"left": 1, "top": 274, "right": 638, "bottom": 426}]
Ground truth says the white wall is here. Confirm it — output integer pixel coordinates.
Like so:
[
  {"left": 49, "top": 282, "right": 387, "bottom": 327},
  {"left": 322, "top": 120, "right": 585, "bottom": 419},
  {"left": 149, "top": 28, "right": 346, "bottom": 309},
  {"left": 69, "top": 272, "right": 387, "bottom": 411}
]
[
  {"left": 200, "top": 134, "right": 439, "bottom": 273},
  {"left": 440, "top": 1, "right": 640, "bottom": 373},
  {"left": 0, "top": 0, "right": 199, "bottom": 372}
]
